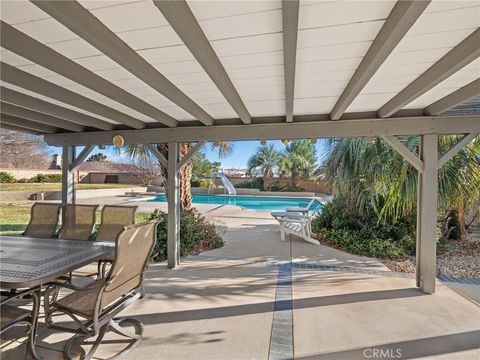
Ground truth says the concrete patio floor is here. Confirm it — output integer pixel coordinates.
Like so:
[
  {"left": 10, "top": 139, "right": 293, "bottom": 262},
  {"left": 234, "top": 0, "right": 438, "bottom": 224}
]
[{"left": 1, "top": 211, "right": 479, "bottom": 360}]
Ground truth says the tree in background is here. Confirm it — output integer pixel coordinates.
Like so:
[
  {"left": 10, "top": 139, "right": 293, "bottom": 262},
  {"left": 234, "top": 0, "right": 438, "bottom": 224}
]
[
  {"left": 211, "top": 141, "right": 234, "bottom": 159},
  {"left": 122, "top": 157, "right": 162, "bottom": 186},
  {"left": 122, "top": 142, "right": 232, "bottom": 210},
  {"left": 280, "top": 140, "right": 317, "bottom": 186},
  {"left": 122, "top": 143, "right": 194, "bottom": 210},
  {"left": 0, "top": 129, "right": 50, "bottom": 169},
  {"left": 324, "top": 136, "right": 480, "bottom": 239},
  {"left": 86, "top": 153, "right": 107, "bottom": 162},
  {"left": 247, "top": 144, "right": 281, "bottom": 191},
  {"left": 192, "top": 152, "right": 220, "bottom": 178}
]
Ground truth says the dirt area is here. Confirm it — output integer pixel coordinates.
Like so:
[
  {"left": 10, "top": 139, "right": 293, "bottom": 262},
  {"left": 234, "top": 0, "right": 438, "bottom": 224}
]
[{"left": 383, "top": 228, "right": 480, "bottom": 279}]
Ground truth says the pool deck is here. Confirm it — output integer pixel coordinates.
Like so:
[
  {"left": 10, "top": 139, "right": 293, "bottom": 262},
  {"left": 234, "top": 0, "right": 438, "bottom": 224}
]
[{"left": 2, "top": 203, "right": 479, "bottom": 360}]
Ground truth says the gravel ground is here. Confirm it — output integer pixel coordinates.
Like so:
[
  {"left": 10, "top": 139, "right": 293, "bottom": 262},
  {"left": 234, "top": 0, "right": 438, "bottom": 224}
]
[{"left": 383, "top": 228, "right": 480, "bottom": 279}]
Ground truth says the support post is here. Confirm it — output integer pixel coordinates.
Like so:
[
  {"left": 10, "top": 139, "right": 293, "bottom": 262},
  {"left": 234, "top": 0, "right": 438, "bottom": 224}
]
[
  {"left": 69, "top": 145, "right": 95, "bottom": 172},
  {"left": 416, "top": 134, "right": 438, "bottom": 293},
  {"left": 167, "top": 141, "right": 180, "bottom": 269},
  {"left": 62, "top": 145, "right": 75, "bottom": 209}
]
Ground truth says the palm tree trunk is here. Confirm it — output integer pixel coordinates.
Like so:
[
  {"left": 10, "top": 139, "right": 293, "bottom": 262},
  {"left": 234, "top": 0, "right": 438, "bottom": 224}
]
[
  {"left": 456, "top": 205, "right": 469, "bottom": 240},
  {"left": 179, "top": 144, "right": 193, "bottom": 210},
  {"left": 156, "top": 143, "right": 193, "bottom": 211},
  {"left": 263, "top": 168, "right": 272, "bottom": 191}
]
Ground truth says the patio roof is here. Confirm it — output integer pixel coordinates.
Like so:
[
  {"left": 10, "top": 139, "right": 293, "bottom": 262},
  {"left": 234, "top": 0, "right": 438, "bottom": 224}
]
[
  {"left": 0, "top": 0, "right": 478, "bottom": 142},
  {"left": 0, "top": 0, "right": 479, "bottom": 295}
]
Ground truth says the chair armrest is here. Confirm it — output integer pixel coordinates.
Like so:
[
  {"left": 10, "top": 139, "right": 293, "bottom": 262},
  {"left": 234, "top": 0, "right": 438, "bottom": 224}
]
[
  {"left": 271, "top": 211, "right": 310, "bottom": 219},
  {"left": 46, "top": 279, "right": 105, "bottom": 292},
  {"left": 277, "top": 216, "right": 310, "bottom": 224},
  {"left": 281, "top": 213, "right": 311, "bottom": 220},
  {"left": 285, "top": 208, "right": 308, "bottom": 214}
]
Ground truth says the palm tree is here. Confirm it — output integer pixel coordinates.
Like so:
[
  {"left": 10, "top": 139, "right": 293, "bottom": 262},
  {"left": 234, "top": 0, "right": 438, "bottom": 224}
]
[
  {"left": 122, "top": 141, "right": 235, "bottom": 210},
  {"left": 122, "top": 143, "right": 194, "bottom": 210},
  {"left": 211, "top": 141, "right": 234, "bottom": 159},
  {"left": 324, "top": 136, "right": 480, "bottom": 238},
  {"left": 247, "top": 144, "right": 281, "bottom": 190},
  {"left": 280, "top": 140, "right": 317, "bottom": 186},
  {"left": 86, "top": 153, "right": 107, "bottom": 162}
]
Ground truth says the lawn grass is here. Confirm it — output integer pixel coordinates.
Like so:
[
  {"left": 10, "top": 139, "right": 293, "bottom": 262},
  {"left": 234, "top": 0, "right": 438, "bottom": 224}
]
[
  {"left": 0, "top": 204, "right": 31, "bottom": 235},
  {"left": 0, "top": 204, "right": 152, "bottom": 236},
  {"left": 0, "top": 183, "right": 142, "bottom": 192}
]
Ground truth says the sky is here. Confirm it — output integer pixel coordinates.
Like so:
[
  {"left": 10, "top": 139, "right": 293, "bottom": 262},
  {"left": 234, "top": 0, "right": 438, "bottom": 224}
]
[{"left": 45, "top": 139, "right": 331, "bottom": 169}]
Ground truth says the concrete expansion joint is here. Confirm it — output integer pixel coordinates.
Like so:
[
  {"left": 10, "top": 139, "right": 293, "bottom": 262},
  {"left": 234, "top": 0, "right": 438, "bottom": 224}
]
[{"left": 268, "top": 237, "right": 294, "bottom": 360}]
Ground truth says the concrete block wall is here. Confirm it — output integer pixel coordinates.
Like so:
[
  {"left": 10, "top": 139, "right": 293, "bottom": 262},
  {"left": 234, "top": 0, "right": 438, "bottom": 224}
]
[
  {"left": 0, "top": 168, "right": 89, "bottom": 182},
  {"left": 81, "top": 172, "right": 150, "bottom": 184}
]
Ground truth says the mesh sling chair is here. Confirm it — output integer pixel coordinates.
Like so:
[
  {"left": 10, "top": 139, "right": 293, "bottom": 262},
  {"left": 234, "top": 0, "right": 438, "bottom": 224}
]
[
  {"left": 43, "top": 220, "right": 158, "bottom": 360},
  {"left": 59, "top": 204, "right": 99, "bottom": 241},
  {"left": 1, "top": 288, "right": 41, "bottom": 360},
  {"left": 23, "top": 202, "right": 62, "bottom": 238},
  {"left": 95, "top": 205, "right": 138, "bottom": 277}
]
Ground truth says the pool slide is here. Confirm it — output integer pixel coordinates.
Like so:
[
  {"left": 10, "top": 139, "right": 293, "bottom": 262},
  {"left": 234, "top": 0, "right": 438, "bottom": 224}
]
[{"left": 209, "top": 172, "right": 237, "bottom": 195}]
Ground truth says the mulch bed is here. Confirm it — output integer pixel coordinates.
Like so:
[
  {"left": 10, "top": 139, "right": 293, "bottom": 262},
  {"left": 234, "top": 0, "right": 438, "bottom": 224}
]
[{"left": 382, "top": 228, "right": 480, "bottom": 279}]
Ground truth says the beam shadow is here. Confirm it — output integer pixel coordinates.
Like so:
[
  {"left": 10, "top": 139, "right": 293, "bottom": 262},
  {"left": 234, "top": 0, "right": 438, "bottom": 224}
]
[
  {"left": 135, "top": 288, "right": 424, "bottom": 325},
  {"left": 296, "top": 330, "right": 480, "bottom": 360}
]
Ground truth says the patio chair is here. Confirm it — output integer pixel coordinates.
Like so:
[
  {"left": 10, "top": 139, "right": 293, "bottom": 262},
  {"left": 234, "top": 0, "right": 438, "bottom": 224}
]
[
  {"left": 58, "top": 204, "right": 99, "bottom": 241},
  {"left": 23, "top": 202, "right": 62, "bottom": 238},
  {"left": 284, "top": 198, "right": 320, "bottom": 215},
  {"left": 95, "top": 205, "right": 138, "bottom": 242},
  {"left": 95, "top": 205, "right": 138, "bottom": 276},
  {"left": 43, "top": 220, "right": 158, "bottom": 360},
  {"left": 271, "top": 199, "right": 322, "bottom": 238},
  {"left": 271, "top": 212, "right": 320, "bottom": 245},
  {"left": 1, "top": 288, "right": 41, "bottom": 360}
]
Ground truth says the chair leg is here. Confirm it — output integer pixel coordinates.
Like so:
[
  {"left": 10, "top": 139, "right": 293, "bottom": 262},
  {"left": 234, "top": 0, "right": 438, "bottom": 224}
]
[
  {"left": 64, "top": 324, "right": 108, "bottom": 360},
  {"left": 27, "top": 288, "right": 41, "bottom": 360},
  {"left": 106, "top": 318, "right": 144, "bottom": 359},
  {"left": 64, "top": 317, "right": 144, "bottom": 360}
]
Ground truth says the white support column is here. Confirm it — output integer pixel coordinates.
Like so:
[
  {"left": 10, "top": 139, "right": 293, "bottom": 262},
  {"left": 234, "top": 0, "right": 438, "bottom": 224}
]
[
  {"left": 416, "top": 134, "right": 438, "bottom": 293},
  {"left": 415, "top": 139, "right": 422, "bottom": 288},
  {"left": 62, "top": 145, "right": 76, "bottom": 208},
  {"left": 167, "top": 141, "right": 180, "bottom": 269}
]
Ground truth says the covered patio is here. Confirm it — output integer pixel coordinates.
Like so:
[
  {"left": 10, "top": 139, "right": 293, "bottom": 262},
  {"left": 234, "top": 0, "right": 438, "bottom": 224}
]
[
  {"left": 1, "top": 0, "right": 479, "bottom": 359},
  {"left": 2, "top": 214, "right": 480, "bottom": 359}
]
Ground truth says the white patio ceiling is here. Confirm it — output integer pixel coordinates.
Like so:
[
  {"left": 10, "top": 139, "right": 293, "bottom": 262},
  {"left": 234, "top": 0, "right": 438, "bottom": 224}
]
[{"left": 0, "top": 0, "right": 479, "bottom": 141}]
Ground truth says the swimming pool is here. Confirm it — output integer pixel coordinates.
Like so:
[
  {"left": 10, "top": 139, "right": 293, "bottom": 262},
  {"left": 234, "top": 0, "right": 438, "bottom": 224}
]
[{"left": 145, "top": 194, "right": 323, "bottom": 212}]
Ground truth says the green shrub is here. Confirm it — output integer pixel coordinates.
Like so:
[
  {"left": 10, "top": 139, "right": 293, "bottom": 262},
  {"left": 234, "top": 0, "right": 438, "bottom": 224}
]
[
  {"left": 311, "top": 195, "right": 415, "bottom": 260},
  {"left": 0, "top": 172, "right": 16, "bottom": 183},
  {"left": 149, "top": 208, "right": 224, "bottom": 262},
  {"left": 28, "top": 174, "right": 62, "bottom": 183},
  {"left": 236, "top": 177, "right": 264, "bottom": 189},
  {"left": 191, "top": 177, "right": 211, "bottom": 188}
]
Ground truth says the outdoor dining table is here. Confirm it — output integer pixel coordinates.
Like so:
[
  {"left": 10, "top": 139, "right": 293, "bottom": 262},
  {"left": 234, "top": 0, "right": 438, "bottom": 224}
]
[{"left": 0, "top": 235, "right": 114, "bottom": 359}]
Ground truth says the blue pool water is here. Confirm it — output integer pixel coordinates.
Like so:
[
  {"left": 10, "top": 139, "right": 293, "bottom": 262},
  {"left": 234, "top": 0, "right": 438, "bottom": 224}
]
[{"left": 145, "top": 194, "right": 323, "bottom": 212}]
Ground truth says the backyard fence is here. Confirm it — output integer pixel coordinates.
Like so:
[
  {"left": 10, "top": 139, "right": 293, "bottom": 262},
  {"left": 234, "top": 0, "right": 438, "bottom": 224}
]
[{"left": 227, "top": 177, "right": 332, "bottom": 194}]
